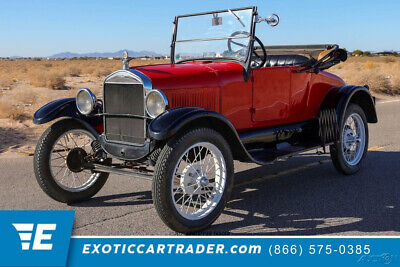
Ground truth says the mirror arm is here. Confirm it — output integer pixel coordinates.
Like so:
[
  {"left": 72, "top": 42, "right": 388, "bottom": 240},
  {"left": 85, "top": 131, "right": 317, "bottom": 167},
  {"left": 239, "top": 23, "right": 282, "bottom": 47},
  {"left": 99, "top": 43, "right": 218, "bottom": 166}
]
[{"left": 256, "top": 14, "right": 280, "bottom": 27}]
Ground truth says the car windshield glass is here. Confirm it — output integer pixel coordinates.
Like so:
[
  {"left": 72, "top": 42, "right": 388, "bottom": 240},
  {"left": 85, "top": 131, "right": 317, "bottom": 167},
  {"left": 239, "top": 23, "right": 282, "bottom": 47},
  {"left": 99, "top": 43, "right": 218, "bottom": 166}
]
[{"left": 174, "top": 8, "right": 254, "bottom": 63}]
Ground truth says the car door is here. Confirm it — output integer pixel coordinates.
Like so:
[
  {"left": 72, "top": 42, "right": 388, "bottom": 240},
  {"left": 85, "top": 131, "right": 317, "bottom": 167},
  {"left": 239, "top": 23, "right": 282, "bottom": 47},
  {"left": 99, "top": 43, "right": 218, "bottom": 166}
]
[
  {"left": 251, "top": 66, "right": 291, "bottom": 126},
  {"left": 289, "top": 68, "right": 312, "bottom": 123}
]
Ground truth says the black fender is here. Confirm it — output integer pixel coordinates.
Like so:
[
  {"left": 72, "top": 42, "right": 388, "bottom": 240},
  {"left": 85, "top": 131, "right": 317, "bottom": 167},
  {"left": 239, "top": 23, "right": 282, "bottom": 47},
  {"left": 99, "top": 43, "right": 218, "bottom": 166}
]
[
  {"left": 33, "top": 98, "right": 103, "bottom": 137},
  {"left": 320, "top": 85, "right": 378, "bottom": 127},
  {"left": 148, "top": 107, "right": 256, "bottom": 163}
]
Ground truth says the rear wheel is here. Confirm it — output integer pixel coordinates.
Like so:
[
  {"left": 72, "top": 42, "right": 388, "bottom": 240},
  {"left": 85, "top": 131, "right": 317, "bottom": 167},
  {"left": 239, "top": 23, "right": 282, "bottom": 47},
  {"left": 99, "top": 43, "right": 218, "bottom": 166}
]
[
  {"left": 330, "top": 104, "right": 368, "bottom": 175},
  {"left": 152, "top": 128, "right": 234, "bottom": 233},
  {"left": 34, "top": 119, "right": 110, "bottom": 203}
]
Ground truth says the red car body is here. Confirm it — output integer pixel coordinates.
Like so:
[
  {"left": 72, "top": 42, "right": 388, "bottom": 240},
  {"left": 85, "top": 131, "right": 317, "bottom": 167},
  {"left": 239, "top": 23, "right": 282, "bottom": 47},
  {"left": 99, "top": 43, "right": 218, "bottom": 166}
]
[{"left": 135, "top": 61, "right": 345, "bottom": 131}]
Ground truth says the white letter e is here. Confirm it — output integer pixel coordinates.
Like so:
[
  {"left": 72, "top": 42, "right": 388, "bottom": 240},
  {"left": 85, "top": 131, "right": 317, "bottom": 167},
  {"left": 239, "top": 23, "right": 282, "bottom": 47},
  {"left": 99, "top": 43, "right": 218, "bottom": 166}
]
[{"left": 32, "top": 224, "right": 56, "bottom": 250}]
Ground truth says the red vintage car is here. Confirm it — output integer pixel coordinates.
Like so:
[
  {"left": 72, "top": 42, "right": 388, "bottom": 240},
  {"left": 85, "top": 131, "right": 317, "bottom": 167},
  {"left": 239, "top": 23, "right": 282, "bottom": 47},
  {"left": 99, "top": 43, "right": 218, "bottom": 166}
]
[{"left": 33, "top": 7, "right": 377, "bottom": 233}]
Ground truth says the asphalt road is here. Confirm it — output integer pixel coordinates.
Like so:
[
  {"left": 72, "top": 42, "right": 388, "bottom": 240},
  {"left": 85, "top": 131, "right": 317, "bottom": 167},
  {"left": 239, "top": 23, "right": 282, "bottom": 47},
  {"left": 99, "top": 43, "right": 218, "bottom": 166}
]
[{"left": 1, "top": 100, "right": 399, "bottom": 236}]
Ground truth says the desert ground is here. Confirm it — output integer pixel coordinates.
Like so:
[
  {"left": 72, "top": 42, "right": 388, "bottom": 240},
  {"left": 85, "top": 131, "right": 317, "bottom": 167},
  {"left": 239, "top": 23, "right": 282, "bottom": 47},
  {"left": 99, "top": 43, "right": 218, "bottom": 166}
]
[
  {"left": 0, "top": 56, "right": 399, "bottom": 156},
  {"left": 0, "top": 58, "right": 168, "bottom": 156}
]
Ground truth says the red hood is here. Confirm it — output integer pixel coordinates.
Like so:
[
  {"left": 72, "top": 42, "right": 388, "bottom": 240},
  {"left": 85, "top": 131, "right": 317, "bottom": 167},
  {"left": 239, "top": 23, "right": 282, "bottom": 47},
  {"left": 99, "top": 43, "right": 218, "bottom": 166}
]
[{"left": 133, "top": 61, "right": 244, "bottom": 90}]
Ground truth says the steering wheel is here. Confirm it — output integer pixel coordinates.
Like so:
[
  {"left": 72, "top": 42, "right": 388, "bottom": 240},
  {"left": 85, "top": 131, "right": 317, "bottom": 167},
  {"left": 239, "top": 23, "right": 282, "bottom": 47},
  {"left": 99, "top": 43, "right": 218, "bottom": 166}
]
[{"left": 227, "top": 31, "right": 267, "bottom": 68}]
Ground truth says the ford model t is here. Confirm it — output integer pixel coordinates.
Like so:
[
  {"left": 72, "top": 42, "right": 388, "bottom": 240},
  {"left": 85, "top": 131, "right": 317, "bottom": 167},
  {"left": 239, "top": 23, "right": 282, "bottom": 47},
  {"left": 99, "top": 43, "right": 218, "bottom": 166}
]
[{"left": 33, "top": 7, "right": 377, "bottom": 233}]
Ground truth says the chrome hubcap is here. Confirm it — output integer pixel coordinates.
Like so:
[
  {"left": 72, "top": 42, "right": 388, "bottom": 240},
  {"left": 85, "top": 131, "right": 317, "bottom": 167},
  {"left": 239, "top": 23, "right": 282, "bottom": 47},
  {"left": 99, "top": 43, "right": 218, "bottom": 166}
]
[
  {"left": 341, "top": 113, "right": 365, "bottom": 166},
  {"left": 171, "top": 142, "right": 227, "bottom": 220},
  {"left": 50, "top": 129, "right": 100, "bottom": 192},
  {"left": 200, "top": 176, "right": 209, "bottom": 187}
]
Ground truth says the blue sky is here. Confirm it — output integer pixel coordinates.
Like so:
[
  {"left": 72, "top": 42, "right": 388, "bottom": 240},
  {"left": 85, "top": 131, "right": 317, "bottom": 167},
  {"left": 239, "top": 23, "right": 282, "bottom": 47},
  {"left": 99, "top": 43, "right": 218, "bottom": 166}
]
[{"left": 0, "top": 0, "right": 399, "bottom": 57}]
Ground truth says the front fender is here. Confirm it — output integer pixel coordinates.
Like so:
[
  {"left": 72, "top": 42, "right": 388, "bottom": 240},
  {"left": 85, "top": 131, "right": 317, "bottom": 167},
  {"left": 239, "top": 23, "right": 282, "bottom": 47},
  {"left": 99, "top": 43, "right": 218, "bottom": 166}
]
[
  {"left": 33, "top": 98, "right": 103, "bottom": 135},
  {"left": 33, "top": 98, "right": 77, "bottom": 124},
  {"left": 148, "top": 107, "right": 206, "bottom": 140},
  {"left": 148, "top": 107, "right": 257, "bottom": 163}
]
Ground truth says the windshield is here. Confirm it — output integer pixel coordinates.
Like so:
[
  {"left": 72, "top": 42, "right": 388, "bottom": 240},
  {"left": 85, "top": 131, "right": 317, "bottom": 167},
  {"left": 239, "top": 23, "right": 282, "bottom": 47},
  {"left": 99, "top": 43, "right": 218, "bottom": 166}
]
[{"left": 173, "top": 7, "right": 254, "bottom": 64}]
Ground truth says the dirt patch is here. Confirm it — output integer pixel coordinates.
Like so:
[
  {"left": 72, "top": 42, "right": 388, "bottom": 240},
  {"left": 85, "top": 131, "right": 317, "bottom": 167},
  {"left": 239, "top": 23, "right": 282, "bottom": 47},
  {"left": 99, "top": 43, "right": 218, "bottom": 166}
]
[
  {"left": 0, "top": 75, "right": 108, "bottom": 157},
  {"left": 0, "top": 124, "right": 37, "bottom": 154},
  {"left": 330, "top": 56, "right": 400, "bottom": 95},
  {"left": 0, "top": 59, "right": 169, "bottom": 157}
]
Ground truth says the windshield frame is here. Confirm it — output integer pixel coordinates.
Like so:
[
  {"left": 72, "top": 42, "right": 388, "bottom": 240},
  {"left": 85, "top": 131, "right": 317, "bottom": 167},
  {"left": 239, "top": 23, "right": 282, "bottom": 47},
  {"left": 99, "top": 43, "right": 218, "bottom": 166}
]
[{"left": 170, "top": 6, "right": 258, "bottom": 70}]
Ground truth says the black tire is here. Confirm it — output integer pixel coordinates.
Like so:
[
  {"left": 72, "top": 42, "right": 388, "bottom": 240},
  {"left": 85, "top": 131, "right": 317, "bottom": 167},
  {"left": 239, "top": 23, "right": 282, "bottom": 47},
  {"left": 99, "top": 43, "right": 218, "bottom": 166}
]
[
  {"left": 33, "top": 119, "right": 110, "bottom": 203},
  {"left": 330, "top": 104, "right": 369, "bottom": 175},
  {"left": 152, "top": 128, "right": 234, "bottom": 233}
]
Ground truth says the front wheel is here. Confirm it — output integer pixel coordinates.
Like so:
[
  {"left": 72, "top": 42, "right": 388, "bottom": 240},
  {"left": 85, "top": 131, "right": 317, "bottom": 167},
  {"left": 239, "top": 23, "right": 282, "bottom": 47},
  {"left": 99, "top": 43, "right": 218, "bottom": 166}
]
[
  {"left": 330, "top": 104, "right": 369, "bottom": 175},
  {"left": 152, "top": 128, "right": 234, "bottom": 233},
  {"left": 34, "top": 119, "right": 110, "bottom": 203}
]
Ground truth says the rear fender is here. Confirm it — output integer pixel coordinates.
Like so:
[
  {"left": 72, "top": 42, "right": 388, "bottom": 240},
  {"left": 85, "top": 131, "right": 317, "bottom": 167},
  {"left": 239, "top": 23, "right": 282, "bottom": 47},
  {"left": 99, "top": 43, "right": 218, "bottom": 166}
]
[
  {"left": 320, "top": 85, "right": 378, "bottom": 127},
  {"left": 148, "top": 108, "right": 253, "bottom": 163},
  {"left": 33, "top": 98, "right": 103, "bottom": 136}
]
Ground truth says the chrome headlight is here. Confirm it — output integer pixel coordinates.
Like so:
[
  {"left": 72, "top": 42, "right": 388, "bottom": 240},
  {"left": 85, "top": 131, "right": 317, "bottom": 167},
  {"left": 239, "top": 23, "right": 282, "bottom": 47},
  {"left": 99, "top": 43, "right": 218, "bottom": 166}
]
[
  {"left": 145, "top": 90, "right": 168, "bottom": 118},
  {"left": 76, "top": 88, "right": 97, "bottom": 115}
]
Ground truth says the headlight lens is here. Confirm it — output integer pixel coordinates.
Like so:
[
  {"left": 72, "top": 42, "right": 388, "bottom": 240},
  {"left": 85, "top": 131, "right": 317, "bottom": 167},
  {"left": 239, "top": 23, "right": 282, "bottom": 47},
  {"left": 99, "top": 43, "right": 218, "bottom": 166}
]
[
  {"left": 145, "top": 90, "right": 168, "bottom": 118},
  {"left": 76, "top": 88, "right": 97, "bottom": 115}
]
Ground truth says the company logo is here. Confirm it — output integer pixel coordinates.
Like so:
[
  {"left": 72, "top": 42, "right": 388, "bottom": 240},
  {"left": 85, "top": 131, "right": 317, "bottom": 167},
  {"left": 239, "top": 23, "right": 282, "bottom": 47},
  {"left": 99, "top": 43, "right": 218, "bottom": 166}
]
[
  {"left": 12, "top": 223, "right": 56, "bottom": 250},
  {"left": 0, "top": 211, "right": 74, "bottom": 267}
]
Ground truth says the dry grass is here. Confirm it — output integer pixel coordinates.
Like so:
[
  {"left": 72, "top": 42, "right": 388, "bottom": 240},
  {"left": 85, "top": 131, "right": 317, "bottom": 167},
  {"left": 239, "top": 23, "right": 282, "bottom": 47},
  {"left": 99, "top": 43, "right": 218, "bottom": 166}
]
[
  {"left": 364, "top": 61, "right": 376, "bottom": 70},
  {"left": 0, "top": 58, "right": 166, "bottom": 90},
  {"left": 30, "top": 70, "right": 66, "bottom": 89},
  {"left": 65, "top": 65, "right": 82, "bottom": 77},
  {"left": 330, "top": 56, "right": 400, "bottom": 95},
  {"left": 393, "top": 75, "right": 400, "bottom": 90},
  {"left": 0, "top": 100, "right": 27, "bottom": 121},
  {"left": 0, "top": 58, "right": 167, "bottom": 123},
  {"left": 0, "top": 58, "right": 168, "bottom": 154},
  {"left": 0, "top": 77, "right": 13, "bottom": 89}
]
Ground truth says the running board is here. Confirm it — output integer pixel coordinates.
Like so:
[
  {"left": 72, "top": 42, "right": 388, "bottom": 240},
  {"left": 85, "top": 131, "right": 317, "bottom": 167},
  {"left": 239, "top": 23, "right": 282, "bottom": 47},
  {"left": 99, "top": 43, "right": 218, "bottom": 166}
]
[
  {"left": 91, "top": 163, "right": 153, "bottom": 180},
  {"left": 247, "top": 141, "right": 332, "bottom": 164}
]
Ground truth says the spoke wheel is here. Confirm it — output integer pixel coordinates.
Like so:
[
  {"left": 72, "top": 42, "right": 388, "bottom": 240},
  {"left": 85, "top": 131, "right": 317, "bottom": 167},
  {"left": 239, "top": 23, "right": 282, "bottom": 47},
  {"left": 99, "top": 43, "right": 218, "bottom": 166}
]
[
  {"left": 50, "top": 129, "right": 99, "bottom": 192},
  {"left": 152, "top": 128, "right": 234, "bottom": 233},
  {"left": 34, "top": 119, "right": 110, "bottom": 203},
  {"left": 330, "top": 104, "right": 369, "bottom": 175},
  {"left": 171, "top": 142, "right": 226, "bottom": 220},
  {"left": 341, "top": 113, "right": 365, "bottom": 166}
]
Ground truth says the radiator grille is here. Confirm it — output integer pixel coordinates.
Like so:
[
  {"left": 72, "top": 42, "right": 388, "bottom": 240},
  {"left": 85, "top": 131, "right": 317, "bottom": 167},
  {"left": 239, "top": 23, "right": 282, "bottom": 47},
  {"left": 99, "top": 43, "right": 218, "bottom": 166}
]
[{"left": 103, "top": 83, "right": 146, "bottom": 144}]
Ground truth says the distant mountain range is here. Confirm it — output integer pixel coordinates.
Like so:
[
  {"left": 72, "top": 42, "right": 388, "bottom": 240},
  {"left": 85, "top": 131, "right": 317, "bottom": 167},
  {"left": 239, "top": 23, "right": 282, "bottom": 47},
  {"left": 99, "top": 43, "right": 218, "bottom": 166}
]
[{"left": 49, "top": 49, "right": 164, "bottom": 58}]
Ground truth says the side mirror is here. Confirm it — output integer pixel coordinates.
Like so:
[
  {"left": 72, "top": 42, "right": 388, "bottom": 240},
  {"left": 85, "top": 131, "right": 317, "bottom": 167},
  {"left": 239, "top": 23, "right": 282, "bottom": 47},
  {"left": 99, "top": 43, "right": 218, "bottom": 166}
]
[
  {"left": 267, "top": 14, "right": 280, "bottom": 27},
  {"left": 257, "top": 14, "right": 280, "bottom": 27}
]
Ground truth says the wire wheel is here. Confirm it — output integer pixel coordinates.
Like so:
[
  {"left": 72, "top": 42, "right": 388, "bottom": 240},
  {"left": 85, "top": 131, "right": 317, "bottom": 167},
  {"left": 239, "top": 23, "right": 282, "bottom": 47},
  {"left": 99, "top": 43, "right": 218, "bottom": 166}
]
[
  {"left": 49, "top": 129, "right": 99, "bottom": 192},
  {"left": 171, "top": 142, "right": 227, "bottom": 220},
  {"left": 341, "top": 113, "right": 366, "bottom": 166}
]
